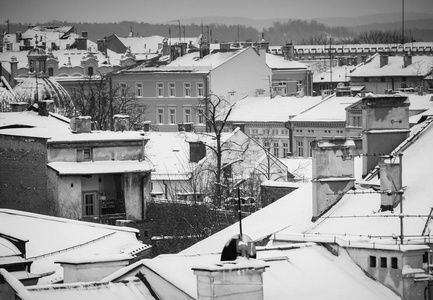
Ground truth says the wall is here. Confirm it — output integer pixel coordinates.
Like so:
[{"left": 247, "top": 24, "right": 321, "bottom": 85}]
[
  {"left": 0, "top": 135, "right": 56, "bottom": 215},
  {"left": 111, "top": 72, "right": 207, "bottom": 132},
  {"left": 211, "top": 48, "right": 271, "bottom": 104},
  {"left": 55, "top": 174, "right": 82, "bottom": 219},
  {"left": 123, "top": 172, "right": 151, "bottom": 220}
]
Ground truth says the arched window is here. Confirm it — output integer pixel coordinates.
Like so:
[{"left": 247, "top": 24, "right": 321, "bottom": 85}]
[
  {"left": 88, "top": 66, "right": 94, "bottom": 76},
  {"left": 48, "top": 67, "right": 54, "bottom": 76}
]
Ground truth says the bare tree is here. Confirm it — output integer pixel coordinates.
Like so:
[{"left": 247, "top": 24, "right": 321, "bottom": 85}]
[{"left": 71, "top": 73, "right": 148, "bottom": 130}]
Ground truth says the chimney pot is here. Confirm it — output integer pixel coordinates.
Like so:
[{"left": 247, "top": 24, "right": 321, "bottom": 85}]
[
  {"left": 71, "top": 116, "right": 92, "bottom": 133},
  {"left": 113, "top": 114, "right": 130, "bottom": 132},
  {"left": 380, "top": 54, "right": 388, "bottom": 68}
]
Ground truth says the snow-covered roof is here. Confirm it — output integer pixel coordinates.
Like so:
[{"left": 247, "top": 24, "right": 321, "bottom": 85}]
[
  {"left": 48, "top": 160, "right": 153, "bottom": 175},
  {"left": 290, "top": 95, "right": 361, "bottom": 123},
  {"left": 0, "top": 209, "right": 150, "bottom": 284},
  {"left": 350, "top": 54, "right": 433, "bottom": 77},
  {"left": 116, "top": 34, "right": 165, "bottom": 53},
  {"left": 166, "top": 48, "right": 247, "bottom": 69},
  {"left": 279, "top": 157, "right": 312, "bottom": 182},
  {"left": 227, "top": 95, "right": 322, "bottom": 123},
  {"left": 25, "top": 277, "right": 155, "bottom": 300},
  {"left": 0, "top": 110, "right": 70, "bottom": 130},
  {"left": 108, "top": 244, "right": 398, "bottom": 300},
  {"left": 265, "top": 53, "right": 308, "bottom": 69}
]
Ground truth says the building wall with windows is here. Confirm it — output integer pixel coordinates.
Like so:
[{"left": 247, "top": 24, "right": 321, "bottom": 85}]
[
  {"left": 111, "top": 71, "right": 207, "bottom": 132},
  {"left": 244, "top": 123, "right": 291, "bottom": 159}
]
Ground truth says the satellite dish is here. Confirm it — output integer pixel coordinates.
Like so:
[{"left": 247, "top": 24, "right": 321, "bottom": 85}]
[{"left": 220, "top": 234, "right": 256, "bottom": 261}]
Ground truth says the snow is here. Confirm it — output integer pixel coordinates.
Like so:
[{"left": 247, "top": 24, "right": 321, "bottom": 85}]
[
  {"left": 48, "top": 160, "right": 153, "bottom": 175},
  {"left": 167, "top": 48, "right": 246, "bottom": 69},
  {"left": 26, "top": 277, "right": 155, "bottom": 300},
  {"left": 290, "top": 95, "right": 361, "bottom": 122},
  {"left": 0, "top": 209, "right": 149, "bottom": 284},
  {"left": 124, "top": 244, "right": 399, "bottom": 300},
  {"left": 116, "top": 34, "right": 166, "bottom": 53},
  {"left": 227, "top": 95, "right": 322, "bottom": 123},
  {"left": 351, "top": 54, "right": 433, "bottom": 77},
  {"left": 265, "top": 53, "right": 308, "bottom": 69}
]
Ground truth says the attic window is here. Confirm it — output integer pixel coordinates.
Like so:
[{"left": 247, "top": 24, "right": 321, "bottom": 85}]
[
  {"left": 77, "top": 148, "right": 92, "bottom": 162},
  {"left": 369, "top": 256, "right": 376, "bottom": 267},
  {"left": 380, "top": 257, "right": 387, "bottom": 268}
]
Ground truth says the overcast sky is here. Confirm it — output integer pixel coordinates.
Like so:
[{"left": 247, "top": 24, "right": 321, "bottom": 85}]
[{"left": 1, "top": 0, "right": 432, "bottom": 24}]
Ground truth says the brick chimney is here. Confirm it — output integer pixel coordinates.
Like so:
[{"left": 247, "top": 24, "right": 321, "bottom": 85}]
[
  {"left": 312, "top": 138, "right": 356, "bottom": 221},
  {"left": 361, "top": 95, "right": 410, "bottom": 177},
  {"left": 380, "top": 54, "right": 388, "bottom": 68},
  {"left": 9, "top": 56, "right": 18, "bottom": 87},
  {"left": 70, "top": 116, "right": 92, "bottom": 133},
  {"left": 192, "top": 257, "right": 268, "bottom": 300},
  {"left": 113, "top": 114, "right": 130, "bottom": 132}
]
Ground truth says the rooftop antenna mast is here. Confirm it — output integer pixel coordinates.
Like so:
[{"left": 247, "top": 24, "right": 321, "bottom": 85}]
[
  {"left": 233, "top": 179, "right": 246, "bottom": 240},
  {"left": 402, "top": 0, "right": 405, "bottom": 46},
  {"left": 178, "top": 20, "right": 181, "bottom": 43}
]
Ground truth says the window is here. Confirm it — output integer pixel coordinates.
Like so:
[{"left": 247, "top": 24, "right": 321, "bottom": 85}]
[
  {"left": 264, "top": 141, "right": 270, "bottom": 152},
  {"left": 88, "top": 66, "right": 94, "bottom": 76},
  {"left": 136, "top": 83, "right": 143, "bottom": 97},
  {"left": 184, "top": 82, "right": 191, "bottom": 97},
  {"left": 273, "top": 142, "right": 279, "bottom": 157},
  {"left": 283, "top": 142, "right": 289, "bottom": 157},
  {"left": 48, "top": 67, "right": 54, "bottom": 76},
  {"left": 169, "top": 108, "right": 176, "bottom": 124},
  {"left": 169, "top": 83, "right": 176, "bottom": 97},
  {"left": 83, "top": 192, "right": 98, "bottom": 216},
  {"left": 369, "top": 256, "right": 376, "bottom": 267},
  {"left": 391, "top": 257, "right": 398, "bottom": 269},
  {"left": 184, "top": 108, "right": 191, "bottom": 123},
  {"left": 380, "top": 257, "right": 387, "bottom": 268},
  {"left": 77, "top": 148, "right": 92, "bottom": 162},
  {"left": 197, "top": 108, "right": 204, "bottom": 124},
  {"left": 120, "top": 82, "right": 127, "bottom": 97},
  {"left": 197, "top": 83, "right": 204, "bottom": 98},
  {"left": 424, "top": 252, "right": 429, "bottom": 263},
  {"left": 157, "top": 108, "right": 164, "bottom": 124},
  {"left": 309, "top": 141, "right": 314, "bottom": 157},
  {"left": 157, "top": 82, "right": 164, "bottom": 97},
  {"left": 297, "top": 140, "right": 304, "bottom": 157}
]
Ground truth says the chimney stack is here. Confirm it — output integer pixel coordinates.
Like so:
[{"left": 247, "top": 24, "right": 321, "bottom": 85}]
[
  {"left": 380, "top": 54, "right": 388, "bottom": 68},
  {"left": 312, "top": 138, "right": 356, "bottom": 221},
  {"left": 361, "top": 95, "right": 410, "bottom": 177},
  {"left": 37, "top": 99, "right": 54, "bottom": 116},
  {"left": 113, "top": 114, "right": 130, "bottom": 132},
  {"left": 70, "top": 116, "right": 92, "bottom": 133},
  {"left": 192, "top": 258, "right": 268, "bottom": 300},
  {"left": 403, "top": 54, "right": 412, "bottom": 68}
]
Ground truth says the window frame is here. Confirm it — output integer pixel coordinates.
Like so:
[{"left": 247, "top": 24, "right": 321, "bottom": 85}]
[
  {"left": 184, "top": 107, "right": 192, "bottom": 123},
  {"left": 169, "top": 82, "right": 176, "bottom": 97},
  {"left": 169, "top": 107, "right": 176, "bottom": 124},
  {"left": 135, "top": 82, "right": 143, "bottom": 97},
  {"left": 82, "top": 191, "right": 98, "bottom": 216},
  {"left": 157, "top": 107, "right": 164, "bottom": 124},
  {"left": 184, "top": 82, "right": 191, "bottom": 98},
  {"left": 197, "top": 82, "right": 204, "bottom": 98},
  {"left": 157, "top": 82, "right": 164, "bottom": 97}
]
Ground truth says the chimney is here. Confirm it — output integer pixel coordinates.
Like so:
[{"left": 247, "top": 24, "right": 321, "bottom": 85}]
[
  {"left": 70, "top": 116, "right": 92, "bottom": 133},
  {"left": 380, "top": 54, "right": 388, "bottom": 68},
  {"left": 403, "top": 54, "right": 412, "bottom": 68},
  {"left": 232, "top": 123, "right": 245, "bottom": 132},
  {"left": 9, "top": 56, "right": 18, "bottom": 87},
  {"left": 192, "top": 257, "right": 268, "bottom": 300},
  {"left": 282, "top": 41, "right": 294, "bottom": 60},
  {"left": 56, "top": 254, "right": 130, "bottom": 283},
  {"left": 361, "top": 95, "right": 410, "bottom": 177},
  {"left": 143, "top": 120, "right": 151, "bottom": 132},
  {"left": 312, "top": 138, "right": 356, "bottom": 221},
  {"left": 37, "top": 99, "right": 54, "bottom": 116},
  {"left": 379, "top": 155, "right": 402, "bottom": 212},
  {"left": 189, "top": 141, "right": 206, "bottom": 163},
  {"left": 113, "top": 114, "right": 130, "bottom": 132},
  {"left": 81, "top": 31, "right": 88, "bottom": 39}
]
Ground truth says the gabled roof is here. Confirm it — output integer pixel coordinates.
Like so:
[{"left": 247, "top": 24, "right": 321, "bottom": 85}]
[
  {"left": 313, "top": 65, "right": 355, "bottom": 83},
  {"left": 116, "top": 34, "right": 166, "bottom": 53},
  {"left": 290, "top": 95, "right": 361, "bottom": 123},
  {"left": 265, "top": 53, "right": 308, "bottom": 70},
  {"left": 350, "top": 53, "right": 433, "bottom": 77},
  {"left": 0, "top": 209, "right": 150, "bottom": 284},
  {"left": 227, "top": 95, "right": 322, "bottom": 123},
  {"left": 106, "top": 244, "right": 399, "bottom": 300}
]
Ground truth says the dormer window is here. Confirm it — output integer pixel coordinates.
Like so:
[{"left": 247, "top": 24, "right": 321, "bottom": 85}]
[{"left": 88, "top": 66, "right": 94, "bottom": 76}]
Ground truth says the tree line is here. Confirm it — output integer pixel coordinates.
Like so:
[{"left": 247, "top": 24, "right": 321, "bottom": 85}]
[{"left": 3, "top": 19, "right": 430, "bottom": 47}]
